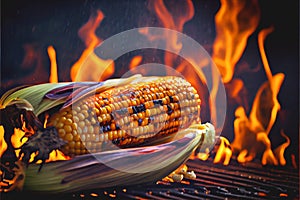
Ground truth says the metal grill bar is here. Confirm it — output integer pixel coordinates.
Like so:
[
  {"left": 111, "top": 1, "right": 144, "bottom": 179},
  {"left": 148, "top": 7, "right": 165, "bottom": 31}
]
[{"left": 116, "top": 159, "right": 299, "bottom": 200}]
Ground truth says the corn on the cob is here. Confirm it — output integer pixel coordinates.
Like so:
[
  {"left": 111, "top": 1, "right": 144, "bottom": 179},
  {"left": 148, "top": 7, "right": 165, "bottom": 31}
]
[{"left": 48, "top": 76, "right": 201, "bottom": 156}]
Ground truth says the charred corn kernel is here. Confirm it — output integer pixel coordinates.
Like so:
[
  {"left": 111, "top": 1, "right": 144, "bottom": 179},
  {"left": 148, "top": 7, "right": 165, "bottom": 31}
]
[{"left": 48, "top": 76, "right": 201, "bottom": 156}]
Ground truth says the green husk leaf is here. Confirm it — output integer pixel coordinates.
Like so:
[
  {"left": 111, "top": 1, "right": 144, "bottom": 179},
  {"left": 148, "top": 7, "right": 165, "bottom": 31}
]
[
  {"left": 0, "top": 74, "right": 143, "bottom": 116},
  {"left": 23, "top": 123, "right": 215, "bottom": 193},
  {"left": 0, "top": 83, "right": 71, "bottom": 115}
]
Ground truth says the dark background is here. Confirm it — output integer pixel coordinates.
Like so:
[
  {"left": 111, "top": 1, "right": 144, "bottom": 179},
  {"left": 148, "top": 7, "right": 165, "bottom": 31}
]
[{"left": 1, "top": 0, "right": 299, "bottom": 165}]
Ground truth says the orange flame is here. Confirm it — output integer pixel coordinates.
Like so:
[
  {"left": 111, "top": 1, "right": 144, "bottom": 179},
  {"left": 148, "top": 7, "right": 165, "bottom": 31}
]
[
  {"left": 141, "top": 0, "right": 194, "bottom": 69},
  {"left": 1, "top": 1, "right": 293, "bottom": 168},
  {"left": 0, "top": 126, "right": 7, "bottom": 157},
  {"left": 230, "top": 27, "right": 287, "bottom": 165},
  {"left": 129, "top": 55, "right": 143, "bottom": 70},
  {"left": 274, "top": 131, "right": 290, "bottom": 166},
  {"left": 213, "top": 136, "right": 232, "bottom": 165},
  {"left": 212, "top": 0, "right": 260, "bottom": 83},
  {"left": 70, "top": 10, "right": 114, "bottom": 82},
  {"left": 47, "top": 45, "right": 58, "bottom": 83}
]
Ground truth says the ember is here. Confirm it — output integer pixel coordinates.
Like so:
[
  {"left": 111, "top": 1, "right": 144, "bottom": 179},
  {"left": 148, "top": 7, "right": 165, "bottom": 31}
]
[{"left": 1, "top": 0, "right": 299, "bottom": 198}]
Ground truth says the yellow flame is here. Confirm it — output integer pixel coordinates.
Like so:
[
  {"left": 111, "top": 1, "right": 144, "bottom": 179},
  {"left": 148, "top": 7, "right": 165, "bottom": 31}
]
[
  {"left": 213, "top": 136, "right": 232, "bottom": 165},
  {"left": 212, "top": 0, "right": 260, "bottom": 83},
  {"left": 47, "top": 45, "right": 58, "bottom": 83},
  {"left": 129, "top": 55, "right": 143, "bottom": 70},
  {"left": 70, "top": 10, "right": 114, "bottom": 82},
  {"left": 230, "top": 27, "right": 288, "bottom": 165},
  {"left": 274, "top": 130, "right": 290, "bottom": 166},
  {"left": 0, "top": 126, "right": 7, "bottom": 157}
]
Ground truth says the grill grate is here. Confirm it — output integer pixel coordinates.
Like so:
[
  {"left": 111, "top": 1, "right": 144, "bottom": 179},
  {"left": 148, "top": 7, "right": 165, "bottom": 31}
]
[
  {"left": 2, "top": 159, "right": 299, "bottom": 199},
  {"left": 111, "top": 159, "right": 299, "bottom": 200},
  {"left": 70, "top": 159, "right": 299, "bottom": 200}
]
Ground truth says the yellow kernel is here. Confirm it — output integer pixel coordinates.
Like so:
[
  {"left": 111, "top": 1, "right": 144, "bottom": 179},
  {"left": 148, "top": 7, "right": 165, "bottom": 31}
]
[
  {"left": 117, "top": 130, "right": 123, "bottom": 138},
  {"left": 64, "top": 125, "right": 72, "bottom": 133},
  {"left": 113, "top": 131, "right": 118, "bottom": 139},
  {"left": 77, "top": 127, "right": 82, "bottom": 134},
  {"left": 93, "top": 107, "right": 100, "bottom": 115},
  {"left": 65, "top": 118, "right": 73, "bottom": 125},
  {"left": 110, "top": 104, "right": 116, "bottom": 111},
  {"left": 91, "top": 133, "right": 96, "bottom": 141},
  {"left": 65, "top": 133, "right": 73, "bottom": 142},
  {"left": 75, "top": 141, "right": 81, "bottom": 149},
  {"left": 98, "top": 116, "right": 103, "bottom": 123},
  {"left": 60, "top": 116, "right": 67, "bottom": 122},
  {"left": 82, "top": 110, "right": 89, "bottom": 118},
  {"left": 73, "top": 116, "right": 79, "bottom": 123},
  {"left": 75, "top": 149, "right": 81, "bottom": 155},
  {"left": 101, "top": 107, "right": 107, "bottom": 114},
  {"left": 71, "top": 123, "right": 77, "bottom": 130},
  {"left": 145, "top": 109, "right": 151, "bottom": 117},
  {"left": 69, "top": 141, "right": 75, "bottom": 148},
  {"left": 58, "top": 129, "right": 66, "bottom": 137},
  {"left": 78, "top": 121, "right": 85, "bottom": 128},
  {"left": 85, "top": 141, "right": 92, "bottom": 148},
  {"left": 84, "top": 119, "right": 91, "bottom": 126},
  {"left": 88, "top": 126, "right": 94, "bottom": 133},
  {"left": 90, "top": 117, "right": 97, "bottom": 125},
  {"left": 81, "top": 104, "right": 88, "bottom": 110},
  {"left": 56, "top": 122, "right": 64, "bottom": 129},
  {"left": 106, "top": 106, "right": 112, "bottom": 113},
  {"left": 77, "top": 113, "right": 85, "bottom": 121},
  {"left": 73, "top": 134, "right": 81, "bottom": 142},
  {"left": 86, "top": 134, "right": 91, "bottom": 141},
  {"left": 75, "top": 106, "right": 81, "bottom": 112},
  {"left": 102, "top": 114, "right": 107, "bottom": 122},
  {"left": 106, "top": 114, "right": 111, "bottom": 121},
  {"left": 137, "top": 112, "right": 144, "bottom": 119},
  {"left": 108, "top": 132, "right": 113, "bottom": 140}
]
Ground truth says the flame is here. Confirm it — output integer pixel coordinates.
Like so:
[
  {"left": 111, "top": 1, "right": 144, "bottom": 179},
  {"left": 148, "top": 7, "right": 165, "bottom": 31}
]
[
  {"left": 129, "top": 55, "right": 143, "bottom": 70},
  {"left": 147, "top": 0, "right": 194, "bottom": 67},
  {"left": 212, "top": 0, "right": 260, "bottom": 83},
  {"left": 0, "top": 126, "right": 7, "bottom": 157},
  {"left": 70, "top": 10, "right": 114, "bottom": 82},
  {"left": 1, "top": 0, "right": 293, "bottom": 168},
  {"left": 230, "top": 27, "right": 287, "bottom": 165},
  {"left": 47, "top": 46, "right": 58, "bottom": 83},
  {"left": 213, "top": 136, "right": 232, "bottom": 165},
  {"left": 141, "top": 0, "right": 194, "bottom": 69},
  {"left": 274, "top": 131, "right": 290, "bottom": 166}
]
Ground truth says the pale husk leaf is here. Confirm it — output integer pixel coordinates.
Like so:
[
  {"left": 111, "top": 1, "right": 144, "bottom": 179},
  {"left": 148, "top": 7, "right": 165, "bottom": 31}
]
[{"left": 23, "top": 124, "right": 214, "bottom": 193}]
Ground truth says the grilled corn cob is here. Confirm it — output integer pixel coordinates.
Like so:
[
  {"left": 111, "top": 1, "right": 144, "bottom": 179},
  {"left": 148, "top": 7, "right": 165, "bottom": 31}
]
[{"left": 48, "top": 76, "right": 201, "bottom": 156}]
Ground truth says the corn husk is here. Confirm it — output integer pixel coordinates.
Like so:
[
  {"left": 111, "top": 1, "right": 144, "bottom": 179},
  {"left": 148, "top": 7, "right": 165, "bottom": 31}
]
[
  {"left": 23, "top": 123, "right": 214, "bottom": 193},
  {"left": 0, "top": 75, "right": 215, "bottom": 193},
  {"left": 0, "top": 74, "right": 142, "bottom": 116}
]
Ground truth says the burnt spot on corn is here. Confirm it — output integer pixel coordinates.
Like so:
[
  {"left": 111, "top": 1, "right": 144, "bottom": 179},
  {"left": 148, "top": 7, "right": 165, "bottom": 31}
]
[{"left": 48, "top": 76, "right": 201, "bottom": 157}]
